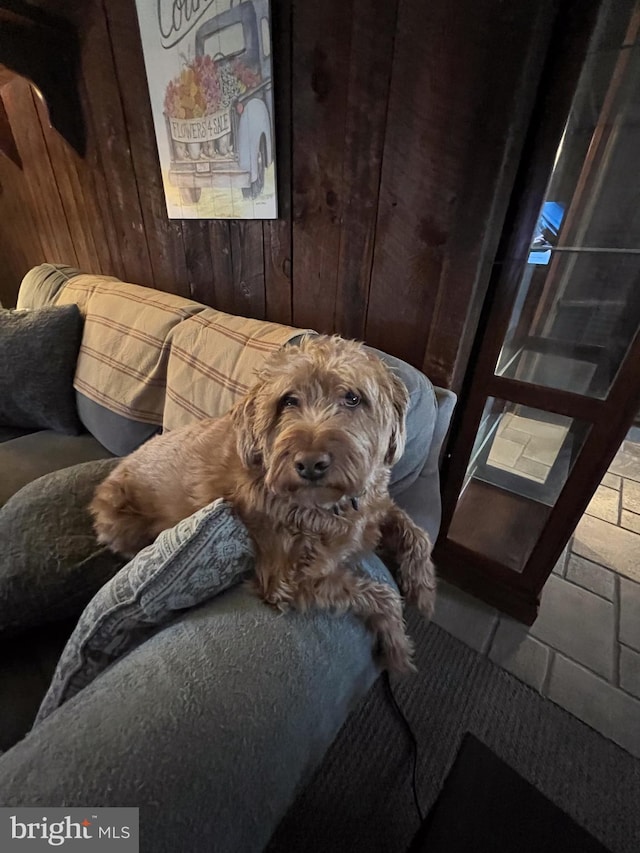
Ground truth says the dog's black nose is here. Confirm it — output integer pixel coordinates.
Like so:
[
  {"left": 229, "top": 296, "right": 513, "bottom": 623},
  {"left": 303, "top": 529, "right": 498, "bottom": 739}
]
[{"left": 294, "top": 452, "right": 331, "bottom": 481}]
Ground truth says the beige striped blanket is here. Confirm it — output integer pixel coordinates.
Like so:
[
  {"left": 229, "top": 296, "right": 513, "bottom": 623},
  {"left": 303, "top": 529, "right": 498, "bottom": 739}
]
[{"left": 53, "top": 274, "right": 310, "bottom": 430}]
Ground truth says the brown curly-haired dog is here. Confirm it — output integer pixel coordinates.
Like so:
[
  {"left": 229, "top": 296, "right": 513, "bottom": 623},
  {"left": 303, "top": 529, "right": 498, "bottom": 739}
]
[{"left": 90, "top": 335, "right": 436, "bottom": 672}]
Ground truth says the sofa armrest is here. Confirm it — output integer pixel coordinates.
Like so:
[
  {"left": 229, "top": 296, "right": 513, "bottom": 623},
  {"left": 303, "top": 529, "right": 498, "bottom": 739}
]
[
  {"left": 0, "top": 557, "right": 389, "bottom": 852},
  {"left": 394, "top": 386, "right": 457, "bottom": 543},
  {"left": 16, "top": 264, "right": 81, "bottom": 309}
]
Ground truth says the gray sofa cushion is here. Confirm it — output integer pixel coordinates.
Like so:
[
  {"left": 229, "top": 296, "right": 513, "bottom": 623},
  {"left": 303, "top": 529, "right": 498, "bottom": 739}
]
[
  {"left": 0, "top": 431, "right": 114, "bottom": 508},
  {"left": 369, "top": 347, "right": 437, "bottom": 496},
  {"left": 0, "top": 304, "right": 83, "bottom": 434},
  {"left": 0, "top": 426, "right": 35, "bottom": 443},
  {"left": 15, "top": 264, "right": 161, "bottom": 457},
  {"left": 76, "top": 393, "right": 161, "bottom": 457},
  {"left": 395, "top": 386, "right": 457, "bottom": 542},
  {"left": 36, "top": 499, "right": 254, "bottom": 724},
  {"left": 0, "top": 554, "right": 390, "bottom": 852},
  {"left": 0, "top": 459, "right": 126, "bottom": 637}
]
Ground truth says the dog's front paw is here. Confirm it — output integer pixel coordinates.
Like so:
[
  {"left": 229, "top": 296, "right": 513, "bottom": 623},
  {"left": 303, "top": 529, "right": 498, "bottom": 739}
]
[
  {"left": 250, "top": 576, "right": 293, "bottom": 613},
  {"left": 397, "top": 536, "right": 437, "bottom": 618},
  {"left": 405, "top": 567, "right": 437, "bottom": 619},
  {"left": 264, "top": 591, "right": 291, "bottom": 613},
  {"left": 376, "top": 625, "right": 417, "bottom": 675}
]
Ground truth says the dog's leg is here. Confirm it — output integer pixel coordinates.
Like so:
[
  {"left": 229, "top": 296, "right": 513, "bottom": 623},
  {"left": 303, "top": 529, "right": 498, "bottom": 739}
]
[
  {"left": 378, "top": 504, "right": 436, "bottom": 618},
  {"left": 288, "top": 568, "right": 416, "bottom": 674},
  {"left": 90, "top": 472, "right": 158, "bottom": 557}
]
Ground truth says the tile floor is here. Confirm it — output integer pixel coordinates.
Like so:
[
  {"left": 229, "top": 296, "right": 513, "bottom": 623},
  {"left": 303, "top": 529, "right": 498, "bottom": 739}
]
[
  {"left": 488, "top": 411, "right": 569, "bottom": 484},
  {"left": 433, "top": 433, "right": 640, "bottom": 759}
]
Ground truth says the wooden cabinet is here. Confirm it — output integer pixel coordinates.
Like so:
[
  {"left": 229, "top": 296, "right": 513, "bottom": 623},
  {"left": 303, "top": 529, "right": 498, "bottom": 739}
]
[{"left": 435, "top": 0, "right": 640, "bottom": 622}]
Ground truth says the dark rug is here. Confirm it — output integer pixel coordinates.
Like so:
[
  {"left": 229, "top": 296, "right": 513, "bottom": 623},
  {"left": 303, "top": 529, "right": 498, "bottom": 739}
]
[
  {"left": 408, "top": 733, "right": 610, "bottom": 852},
  {"left": 267, "top": 613, "right": 640, "bottom": 853}
]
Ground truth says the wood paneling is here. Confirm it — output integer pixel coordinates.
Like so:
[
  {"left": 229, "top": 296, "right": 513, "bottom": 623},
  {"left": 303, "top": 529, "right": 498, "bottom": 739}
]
[
  {"left": 0, "top": 0, "right": 556, "bottom": 391},
  {"left": 263, "top": 0, "right": 292, "bottom": 325},
  {"left": 1, "top": 77, "right": 78, "bottom": 265},
  {"left": 334, "top": 0, "right": 398, "bottom": 342},
  {"left": 74, "top": 0, "right": 153, "bottom": 284},
  {"left": 229, "top": 220, "right": 266, "bottom": 318},
  {"left": 104, "top": 0, "right": 189, "bottom": 297},
  {"left": 0, "top": 90, "right": 20, "bottom": 166},
  {"left": 290, "top": 0, "right": 354, "bottom": 333}
]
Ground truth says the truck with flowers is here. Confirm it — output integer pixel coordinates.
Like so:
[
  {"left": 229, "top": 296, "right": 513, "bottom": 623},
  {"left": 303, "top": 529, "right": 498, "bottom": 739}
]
[{"left": 163, "top": 0, "right": 274, "bottom": 206}]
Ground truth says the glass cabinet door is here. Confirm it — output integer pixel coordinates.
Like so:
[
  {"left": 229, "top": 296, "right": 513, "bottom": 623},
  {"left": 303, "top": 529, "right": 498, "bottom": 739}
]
[
  {"left": 448, "top": 399, "right": 590, "bottom": 573},
  {"left": 436, "top": 0, "right": 640, "bottom": 623}
]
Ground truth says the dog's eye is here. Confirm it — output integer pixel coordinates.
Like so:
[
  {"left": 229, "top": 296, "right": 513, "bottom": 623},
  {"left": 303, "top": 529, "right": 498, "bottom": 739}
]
[
  {"left": 281, "top": 394, "right": 299, "bottom": 409},
  {"left": 344, "top": 391, "right": 361, "bottom": 408}
]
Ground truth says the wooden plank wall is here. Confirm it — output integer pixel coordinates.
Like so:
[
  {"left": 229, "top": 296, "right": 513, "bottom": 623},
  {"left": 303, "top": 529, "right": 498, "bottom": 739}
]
[{"left": 0, "top": 0, "right": 556, "bottom": 390}]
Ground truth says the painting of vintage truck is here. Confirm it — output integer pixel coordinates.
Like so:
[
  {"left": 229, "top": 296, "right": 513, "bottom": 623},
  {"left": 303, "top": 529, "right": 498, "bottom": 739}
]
[{"left": 135, "top": 0, "right": 277, "bottom": 219}]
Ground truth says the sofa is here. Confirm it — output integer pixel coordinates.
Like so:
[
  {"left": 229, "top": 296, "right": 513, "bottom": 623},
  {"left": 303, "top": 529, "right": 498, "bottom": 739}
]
[{"left": 0, "top": 264, "right": 456, "bottom": 851}]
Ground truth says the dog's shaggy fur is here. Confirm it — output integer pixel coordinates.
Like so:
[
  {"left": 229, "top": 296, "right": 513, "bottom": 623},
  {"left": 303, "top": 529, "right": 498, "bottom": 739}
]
[{"left": 90, "top": 335, "right": 436, "bottom": 672}]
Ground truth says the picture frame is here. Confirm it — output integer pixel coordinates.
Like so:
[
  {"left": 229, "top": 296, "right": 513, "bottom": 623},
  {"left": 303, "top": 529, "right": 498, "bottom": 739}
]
[{"left": 135, "top": 0, "right": 278, "bottom": 219}]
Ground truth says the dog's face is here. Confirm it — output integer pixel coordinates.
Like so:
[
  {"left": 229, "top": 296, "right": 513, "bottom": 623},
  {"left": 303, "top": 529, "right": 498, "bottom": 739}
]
[{"left": 232, "top": 335, "right": 408, "bottom": 505}]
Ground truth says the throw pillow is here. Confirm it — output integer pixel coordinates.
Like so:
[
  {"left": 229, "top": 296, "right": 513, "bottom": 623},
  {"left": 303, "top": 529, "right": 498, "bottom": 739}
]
[
  {"left": 0, "top": 304, "right": 83, "bottom": 434},
  {"left": 35, "top": 499, "right": 255, "bottom": 724},
  {"left": 0, "top": 458, "right": 126, "bottom": 637}
]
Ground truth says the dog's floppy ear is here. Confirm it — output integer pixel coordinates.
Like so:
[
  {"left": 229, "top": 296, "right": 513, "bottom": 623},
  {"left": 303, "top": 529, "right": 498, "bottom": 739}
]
[
  {"left": 385, "top": 372, "right": 409, "bottom": 466},
  {"left": 231, "top": 387, "right": 263, "bottom": 468}
]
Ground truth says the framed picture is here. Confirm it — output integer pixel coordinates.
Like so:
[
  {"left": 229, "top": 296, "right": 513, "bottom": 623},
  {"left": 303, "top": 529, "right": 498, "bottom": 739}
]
[{"left": 134, "top": 0, "right": 278, "bottom": 219}]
